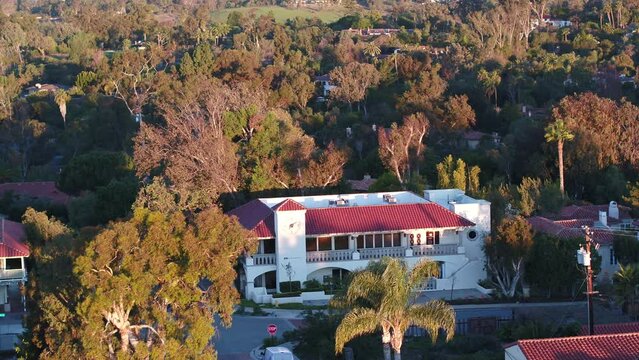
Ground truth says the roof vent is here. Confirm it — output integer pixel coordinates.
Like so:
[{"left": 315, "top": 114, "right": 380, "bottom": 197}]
[
  {"left": 329, "top": 198, "right": 350, "bottom": 207},
  {"left": 383, "top": 194, "right": 397, "bottom": 204}
]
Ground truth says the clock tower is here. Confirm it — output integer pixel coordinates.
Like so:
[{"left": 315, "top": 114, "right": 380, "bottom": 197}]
[{"left": 272, "top": 199, "right": 307, "bottom": 292}]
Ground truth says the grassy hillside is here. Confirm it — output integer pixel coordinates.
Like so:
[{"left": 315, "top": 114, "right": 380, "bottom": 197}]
[{"left": 210, "top": 5, "right": 349, "bottom": 24}]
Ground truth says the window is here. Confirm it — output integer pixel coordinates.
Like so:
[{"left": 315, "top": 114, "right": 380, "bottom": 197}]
[
  {"left": 374, "top": 234, "right": 383, "bottom": 248},
  {"left": 306, "top": 237, "right": 317, "bottom": 252},
  {"left": 318, "top": 236, "right": 332, "bottom": 251},
  {"left": 610, "top": 248, "right": 618, "bottom": 265},
  {"left": 357, "top": 235, "right": 364, "bottom": 249},
  {"left": 425, "top": 231, "right": 440, "bottom": 245},
  {"left": 468, "top": 230, "right": 478, "bottom": 241},
  {"left": 365, "top": 234, "right": 375, "bottom": 248},
  {"left": 334, "top": 236, "right": 349, "bottom": 250},
  {"left": 393, "top": 233, "right": 401, "bottom": 247},
  {"left": 5, "top": 258, "right": 21, "bottom": 270},
  {"left": 384, "top": 233, "right": 393, "bottom": 247},
  {"left": 261, "top": 238, "right": 275, "bottom": 254}
]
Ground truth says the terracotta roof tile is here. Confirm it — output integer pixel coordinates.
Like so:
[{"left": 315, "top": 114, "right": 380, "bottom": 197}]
[
  {"left": 514, "top": 332, "right": 639, "bottom": 360},
  {"left": 0, "top": 219, "right": 30, "bottom": 258},
  {"left": 272, "top": 199, "right": 306, "bottom": 212},
  {"left": 580, "top": 322, "right": 639, "bottom": 335},
  {"left": 305, "top": 203, "right": 474, "bottom": 235},
  {"left": 227, "top": 200, "right": 275, "bottom": 238},
  {"left": 229, "top": 200, "right": 475, "bottom": 238},
  {"left": 557, "top": 204, "right": 631, "bottom": 221},
  {"left": 0, "top": 182, "right": 71, "bottom": 205},
  {"left": 528, "top": 216, "right": 617, "bottom": 245}
]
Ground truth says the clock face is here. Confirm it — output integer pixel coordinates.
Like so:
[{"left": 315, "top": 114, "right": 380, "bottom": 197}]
[{"left": 289, "top": 221, "right": 301, "bottom": 233}]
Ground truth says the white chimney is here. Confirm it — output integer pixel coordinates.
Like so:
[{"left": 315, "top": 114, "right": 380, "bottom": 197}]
[
  {"left": 609, "top": 201, "right": 619, "bottom": 219},
  {"left": 599, "top": 210, "right": 607, "bottom": 227}
]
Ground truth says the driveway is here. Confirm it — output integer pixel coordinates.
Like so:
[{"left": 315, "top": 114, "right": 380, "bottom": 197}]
[{"left": 213, "top": 316, "right": 297, "bottom": 360}]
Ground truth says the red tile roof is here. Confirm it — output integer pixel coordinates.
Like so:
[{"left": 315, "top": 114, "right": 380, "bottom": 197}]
[
  {"left": 558, "top": 204, "right": 631, "bottom": 221},
  {"left": 228, "top": 199, "right": 475, "bottom": 238},
  {"left": 463, "top": 130, "right": 488, "bottom": 141},
  {"left": 0, "top": 182, "right": 71, "bottom": 205},
  {"left": 527, "top": 217, "right": 616, "bottom": 245},
  {"left": 347, "top": 176, "right": 377, "bottom": 191},
  {"left": 272, "top": 199, "right": 306, "bottom": 212},
  {"left": 0, "top": 219, "right": 30, "bottom": 258},
  {"left": 305, "top": 203, "right": 474, "bottom": 235},
  {"left": 227, "top": 200, "right": 275, "bottom": 238},
  {"left": 513, "top": 333, "right": 639, "bottom": 360},
  {"left": 580, "top": 322, "right": 639, "bottom": 336}
]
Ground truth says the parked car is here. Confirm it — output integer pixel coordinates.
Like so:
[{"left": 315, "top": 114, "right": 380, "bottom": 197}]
[{"left": 263, "top": 346, "right": 294, "bottom": 360}]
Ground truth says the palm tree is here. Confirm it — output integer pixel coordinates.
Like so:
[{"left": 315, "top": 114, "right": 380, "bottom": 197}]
[
  {"left": 363, "top": 43, "right": 381, "bottom": 62},
  {"left": 54, "top": 90, "right": 71, "bottom": 128},
  {"left": 335, "top": 258, "right": 456, "bottom": 360},
  {"left": 614, "top": 264, "right": 639, "bottom": 312},
  {"left": 477, "top": 68, "right": 501, "bottom": 105},
  {"left": 544, "top": 119, "right": 574, "bottom": 194}
]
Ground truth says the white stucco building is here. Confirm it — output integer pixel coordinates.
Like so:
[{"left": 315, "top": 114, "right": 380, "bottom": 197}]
[{"left": 229, "top": 189, "right": 491, "bottom": 304}]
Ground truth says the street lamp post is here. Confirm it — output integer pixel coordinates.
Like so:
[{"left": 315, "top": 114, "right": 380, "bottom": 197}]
[{"left": 577, "top": 226, "right": 598, "bottom": 335}]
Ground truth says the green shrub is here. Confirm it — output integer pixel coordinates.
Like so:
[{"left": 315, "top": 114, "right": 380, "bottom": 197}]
[
  {"left": 279, "top": 281, "right": 301, "bottom": 292},
  {"left": 272, "top": 291, "right": 301, "bottom": 298},
  {"left": 303, "top": 279, "right": 322, "bottom": 291}
]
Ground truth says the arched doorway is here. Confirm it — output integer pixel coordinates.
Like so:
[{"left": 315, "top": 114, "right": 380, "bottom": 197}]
[{"left": 254, "top": 270, "right": 277, "bottom": 293}]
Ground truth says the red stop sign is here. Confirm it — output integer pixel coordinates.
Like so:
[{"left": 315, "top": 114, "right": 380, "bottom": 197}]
[{"left": 267, "top": 324, "right": 277, "bottom": 336}]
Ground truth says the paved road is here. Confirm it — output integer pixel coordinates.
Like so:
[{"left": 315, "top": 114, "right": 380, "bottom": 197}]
[{"left": 214, "top": 316, "right": 297, "bottom": 360}]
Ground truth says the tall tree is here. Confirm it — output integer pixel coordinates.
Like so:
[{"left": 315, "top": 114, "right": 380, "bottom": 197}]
[
  {"left": 335, "top": 258, "right": 455, "bottom": 360},
  {"left": 378, "top": 113, "right": 430, "bottom": 184},
  {"left": 134, "top": 81, "right": 241, "bottom": 208},
  {"left": 54, "top": 90, "right": 71, "bottom": 128},
  {"left": 544, "top": 119, "right": 574, "bottom": 194},
  {"left": 484, "top": 216, "right": 534, "bottom": 298},
  {"left": 73, "top": 207, "right": 253, "bottom": 357},
  {"left": 329, "top": 62, "right": 380, "bottom": 114}
]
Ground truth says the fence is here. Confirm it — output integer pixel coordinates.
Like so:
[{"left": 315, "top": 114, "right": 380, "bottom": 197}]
[{"left": 406, "top": 314, "right": 514, "bottom": 337}]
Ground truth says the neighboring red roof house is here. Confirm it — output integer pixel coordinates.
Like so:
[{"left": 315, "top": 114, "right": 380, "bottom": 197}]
[
  {"left": 0, "top": 182, "right": 71, "bottom": 205},
  {"left": 580, "top": 322, "right": 639, "bottom": 336},
  {"left": 504, "top": 332, "right": 639, "bottom": 360},
  {"left": 527, "top": 216, "right": 615, "bottom": 245},
  {"left": 347, "top": 175, "right": 376, "bottom": 192},
  {"left": 0, "top": 219, "right": 29, "bottom": 258},
  {"left": 557, "top": 203, "right": 632, "bottom": 223}
]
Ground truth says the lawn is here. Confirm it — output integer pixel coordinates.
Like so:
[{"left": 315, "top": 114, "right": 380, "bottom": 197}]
[{"left": 210, "top": 5, "right": 349, "bottom": 24}]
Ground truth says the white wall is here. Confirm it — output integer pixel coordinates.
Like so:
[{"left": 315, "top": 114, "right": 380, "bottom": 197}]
[
  {"left": 274, "top": 209, "right": 307, "bottom": 291},
  {"left": 504, "top": 345, "right": 526, "bottom": 360}
]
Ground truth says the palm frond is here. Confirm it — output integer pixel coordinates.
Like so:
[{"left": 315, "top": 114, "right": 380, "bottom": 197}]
[
  {"left": 408, "top": 259, "right": 440, "bottom": 291},
  {"left": 407, "top": 300, "right": 456, "bottom": 343},
  {"left": 335, "top": 307, "right": 379, "bottom": 354},
  {"left": 347, "top": 271, "right": 382, "bottom": 306}
]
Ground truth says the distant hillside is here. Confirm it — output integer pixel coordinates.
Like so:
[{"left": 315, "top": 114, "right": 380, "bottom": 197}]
[
  {"left": 210, "top": 5, "right": 349, "bottom": 24},
  {"left": 0, "top": 0, "right": 17, "bottom": 15}
]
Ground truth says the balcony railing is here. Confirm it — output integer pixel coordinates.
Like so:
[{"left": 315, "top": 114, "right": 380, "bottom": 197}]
[
  {"left": 0, "top": 269, "right": 26, "bottom": 281},
  {"left": 243, "top": 254, "right": 276, "bottom": 266},
  {"left": 359, "top": 247, "right": 405, "bottom": 260},
  {"left": 412, "top": 244, "right": 458, "bottom": 256},
  {"left": 303, "top": 245, "right": 460, "bottom": 264},
  {"left": 307, "top": 249, "right": 352, "bottom": 263}
]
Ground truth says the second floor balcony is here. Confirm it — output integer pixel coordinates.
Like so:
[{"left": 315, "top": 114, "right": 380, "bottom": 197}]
[
  {"left": 306, "top": 244, "right": 460, "bottom": 263},
  {"left": 0, "top": 268, "right": 26, "bottom": 281},
  {"left": 243, "top": 244, "right": 462, "bottom": 267}
]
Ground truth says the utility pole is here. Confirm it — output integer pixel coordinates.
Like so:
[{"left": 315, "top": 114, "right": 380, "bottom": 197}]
[{"left": 577, "top": 226, "right": 598, "bottom": 335}]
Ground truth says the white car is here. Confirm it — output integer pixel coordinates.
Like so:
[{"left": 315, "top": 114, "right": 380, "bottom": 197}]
[{"left": 263, "top": 346, "right": 294, "bottom": 360}]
